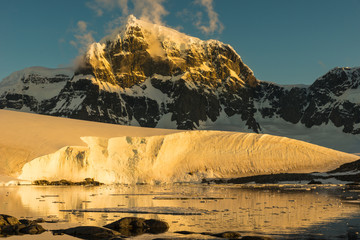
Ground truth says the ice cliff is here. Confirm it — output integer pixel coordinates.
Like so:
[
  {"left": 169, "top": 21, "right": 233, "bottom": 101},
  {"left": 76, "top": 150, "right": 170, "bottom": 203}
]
[{"left": 18, "top": 131, "right": 358, "bottom": 184}]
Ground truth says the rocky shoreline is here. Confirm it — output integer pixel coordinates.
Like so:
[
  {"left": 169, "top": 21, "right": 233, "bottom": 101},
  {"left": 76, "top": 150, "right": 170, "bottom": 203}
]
[
  {"left": 0, "top": 214, "right": 45, "bottom": 237},
  {"left": 203, "top": 159, "right": 360, "bottom": 185},
  {"left": 0, "top": 214, "right": 274, "bottom": 240},
  {"left": 3, "top": 160, "right": 360, "bottom": 239}
]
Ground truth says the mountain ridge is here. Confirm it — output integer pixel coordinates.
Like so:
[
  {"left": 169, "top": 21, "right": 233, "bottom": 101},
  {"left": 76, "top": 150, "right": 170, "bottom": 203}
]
[{"left": 0, "top": 16, "right": 359, "bottom": 153}]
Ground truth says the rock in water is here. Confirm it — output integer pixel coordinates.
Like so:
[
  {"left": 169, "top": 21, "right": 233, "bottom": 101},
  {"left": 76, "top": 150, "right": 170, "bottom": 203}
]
[
  {"left": 144, "top": 219, "right": 170, "bottom": 234},
  {"left": 0, "top": 214, "right": 20, "bottom": 226},
  {"left": 103, "top": 217, "right": 169, "bottom": 236},
  {"left": 52, "top": 217, "right": 169, "bottom": 239},
  {"left": 0, "top": 214, "right": 45, "bottom": 237},
  {"left": 103, "top": 217, "right": 147, "bottom": 236},
  {"left": 210, "top": 231, "right": 242, "bottom": 238},
  {"left": 52, "top": 226, "right": 122, "bottom": 240},
  {"left": 18, "top": 219, "right": 46, "bottom": 234}
]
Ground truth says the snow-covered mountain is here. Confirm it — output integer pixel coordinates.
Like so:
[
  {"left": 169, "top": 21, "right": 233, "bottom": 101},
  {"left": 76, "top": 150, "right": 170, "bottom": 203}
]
[{"left": 0, "top": 15, "right": 359, "bottom": 153}]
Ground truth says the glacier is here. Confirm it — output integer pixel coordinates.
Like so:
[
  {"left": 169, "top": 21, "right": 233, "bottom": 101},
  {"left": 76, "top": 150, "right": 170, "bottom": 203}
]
[{"left": 18, "top": 131, "right": 358, "bottom": 184}]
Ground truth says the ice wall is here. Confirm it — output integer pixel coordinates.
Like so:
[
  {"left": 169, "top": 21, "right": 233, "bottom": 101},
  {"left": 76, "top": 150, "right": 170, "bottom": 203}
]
[{"left": 19, "top": 131, "right": 358, "bottom": 184}]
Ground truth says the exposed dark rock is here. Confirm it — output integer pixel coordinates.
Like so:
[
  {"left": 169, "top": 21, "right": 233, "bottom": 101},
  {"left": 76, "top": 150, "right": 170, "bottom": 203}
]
[
  {"left": 206, "top": 173, "right": 315, "bottom": 184},
  {"left": 0, "top": 214, "right": 20, "bottom": 226},
  {"left": 0, "top": 214, "right": 45, "bottom": 237},
  {"left": 18, "top": 219, "right": 46, "bottom": 234},
  {"left": 174, "top": 230, "right": 196, "bottom": 235},
  {"left": 103, "top": 217, "right": 147, "bottom": 237},
  {"left": 52, "top": 226, "right": 122, "bottom": 240},
  {"left": 241, "top": 236, "right": 275, "bottom": 240},
  {"left": 34, "top": 218, "right": 46, "bottom": 223},
  {"left": 33, "top": 180, "right": 50, "bottom": 185},
  {"left": 328, "top": 159, "right": 360, "bottom": 173},
  {"left": 144, "top": 219, "right": 170, "bottom": 234},
  {"left": 308, "top": 180, "right": 322, "bottom": 184},
  {"left": 33, "top": 178, "right": 103, "bottom": 186},
  {"left": 2, "top": 63, "right": 359, "bottom": 145},
  {"left": 103, "top": 217, "right": 169, "bottom": 237},
  {"left": 203, "top": 159, "right": 360, "bottom": 184},
  {"left": 210, "top": 231, "right": 242, "bottom": 238}
]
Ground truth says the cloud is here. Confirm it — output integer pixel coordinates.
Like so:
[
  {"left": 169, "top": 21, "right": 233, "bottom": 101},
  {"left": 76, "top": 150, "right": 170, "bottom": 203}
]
[
  {"left": 132, "top": 0, "right": 168, "bottom": 24},
  {"left": 118, "top": 0, "right": 129, "bottom": 15},
  {"left": 86, "top": 1, "right": 104, "bottom": 16},
  {"left": 318, "top": 60, "right": 327, "bottom": 69},
  {"left": 70, "top": 20, "right": 95, "bottom": 53},
  {"left": 86, "top": 0, "right": 168, "bottom": 25},
  {"left": 85, "top": 0, "right": 225, "bottom": 35},
  {"left": 77, "top": 21, "right": 88, "bottom": 32},
  {"left": 194, "top": 0, "right": 223, "bottom": 34},
  {"left": 87, "top": 0, "right": 129, "bottom": 17}
]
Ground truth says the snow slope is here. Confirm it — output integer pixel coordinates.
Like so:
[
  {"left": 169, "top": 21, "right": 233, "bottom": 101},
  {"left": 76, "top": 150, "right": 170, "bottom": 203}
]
[
  {"left": 0, "top": 109, "right": 179, "bottom": 178},
  {"left": 196, "top": 110, "right": 360, "bottom": 154},
  {"left": 0, "top": 67, "right": 73, "bottom": 101}
]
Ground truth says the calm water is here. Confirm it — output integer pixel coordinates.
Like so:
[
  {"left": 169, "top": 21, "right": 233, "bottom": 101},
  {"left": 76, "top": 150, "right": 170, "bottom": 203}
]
[{"left": 1, "top": 184, "right": 360, "bottom": 239}]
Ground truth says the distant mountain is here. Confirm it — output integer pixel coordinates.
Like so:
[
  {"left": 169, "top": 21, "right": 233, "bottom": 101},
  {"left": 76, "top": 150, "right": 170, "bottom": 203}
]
[{"left": 0, "top": 15, "right": 359, "bottom": 152}]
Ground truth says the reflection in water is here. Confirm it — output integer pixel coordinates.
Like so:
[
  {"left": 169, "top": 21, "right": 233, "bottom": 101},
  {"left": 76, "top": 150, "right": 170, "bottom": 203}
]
[{"left": 1, "top": 184, "right": 360, "bottom": 239}]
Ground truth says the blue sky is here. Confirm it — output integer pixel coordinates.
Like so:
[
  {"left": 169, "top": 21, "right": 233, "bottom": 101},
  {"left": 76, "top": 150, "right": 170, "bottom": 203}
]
[{"left": 0, "top": 0, "right": 359, "bottom": 85}]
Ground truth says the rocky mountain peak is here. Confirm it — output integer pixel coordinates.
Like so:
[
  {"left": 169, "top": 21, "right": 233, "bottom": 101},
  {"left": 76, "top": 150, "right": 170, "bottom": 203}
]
[
  {"left": 310, "top": 66, "right": 360, "bottom": 96},
  {"left": 78, "top": 15, "right": 258, "bottom": 88}
]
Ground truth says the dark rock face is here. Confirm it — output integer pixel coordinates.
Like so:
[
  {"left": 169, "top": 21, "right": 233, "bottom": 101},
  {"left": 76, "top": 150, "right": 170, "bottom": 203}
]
[
  {"left": 328, "top": 159, "right": 360, "bottom": 173},
  {"left": 253, "top": 67, "right": 360, "bottom": 134},
  {"left": 53, "top": 217, "right": 169, "bottom": 239},
  {"left": 0, "top": 15, "right": 359, "bottom": 143},
  {"left": 253, "top": 82, "right": 308, "bottom": 124},
  {"left": 0, "top": 69, "right": 71, "bottom": 112},
  {"left": 2, "top": 67, "right": 360, "bottom": 137},
  {"left": 143, "top": 219, "right": 170, "bottom": 234},
  {"left": 202, "top": 158, "right": 360, "bottom": 185},
  {"left": 0, "top": 214, "right": 21, "bottom": 226},
  {"left": 210, "top": 231, "right": 242, "bottom": 238},
  {"left": 103, "top": 217, "right": 169, "bottom": 237},
  {"left": 1, "top": 63, "right": 359, "bottom": 139},
  {"left": 0, "top": 214, "right": 45, "bottom": 237},
  {"left": 17, "top": 219, "right": 46, "bottom": 235},
  {"left": 52, "top": 226, "right": 122, "bottom": 240},
  {"left": 303, "top": 67, "right": 360, "bottom": 133}
]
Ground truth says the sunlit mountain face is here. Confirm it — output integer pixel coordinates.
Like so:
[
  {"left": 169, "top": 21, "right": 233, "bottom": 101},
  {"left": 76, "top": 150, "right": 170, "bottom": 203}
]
[{"left": 0, "top": 15, "right": 359, "bottom": 153}]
